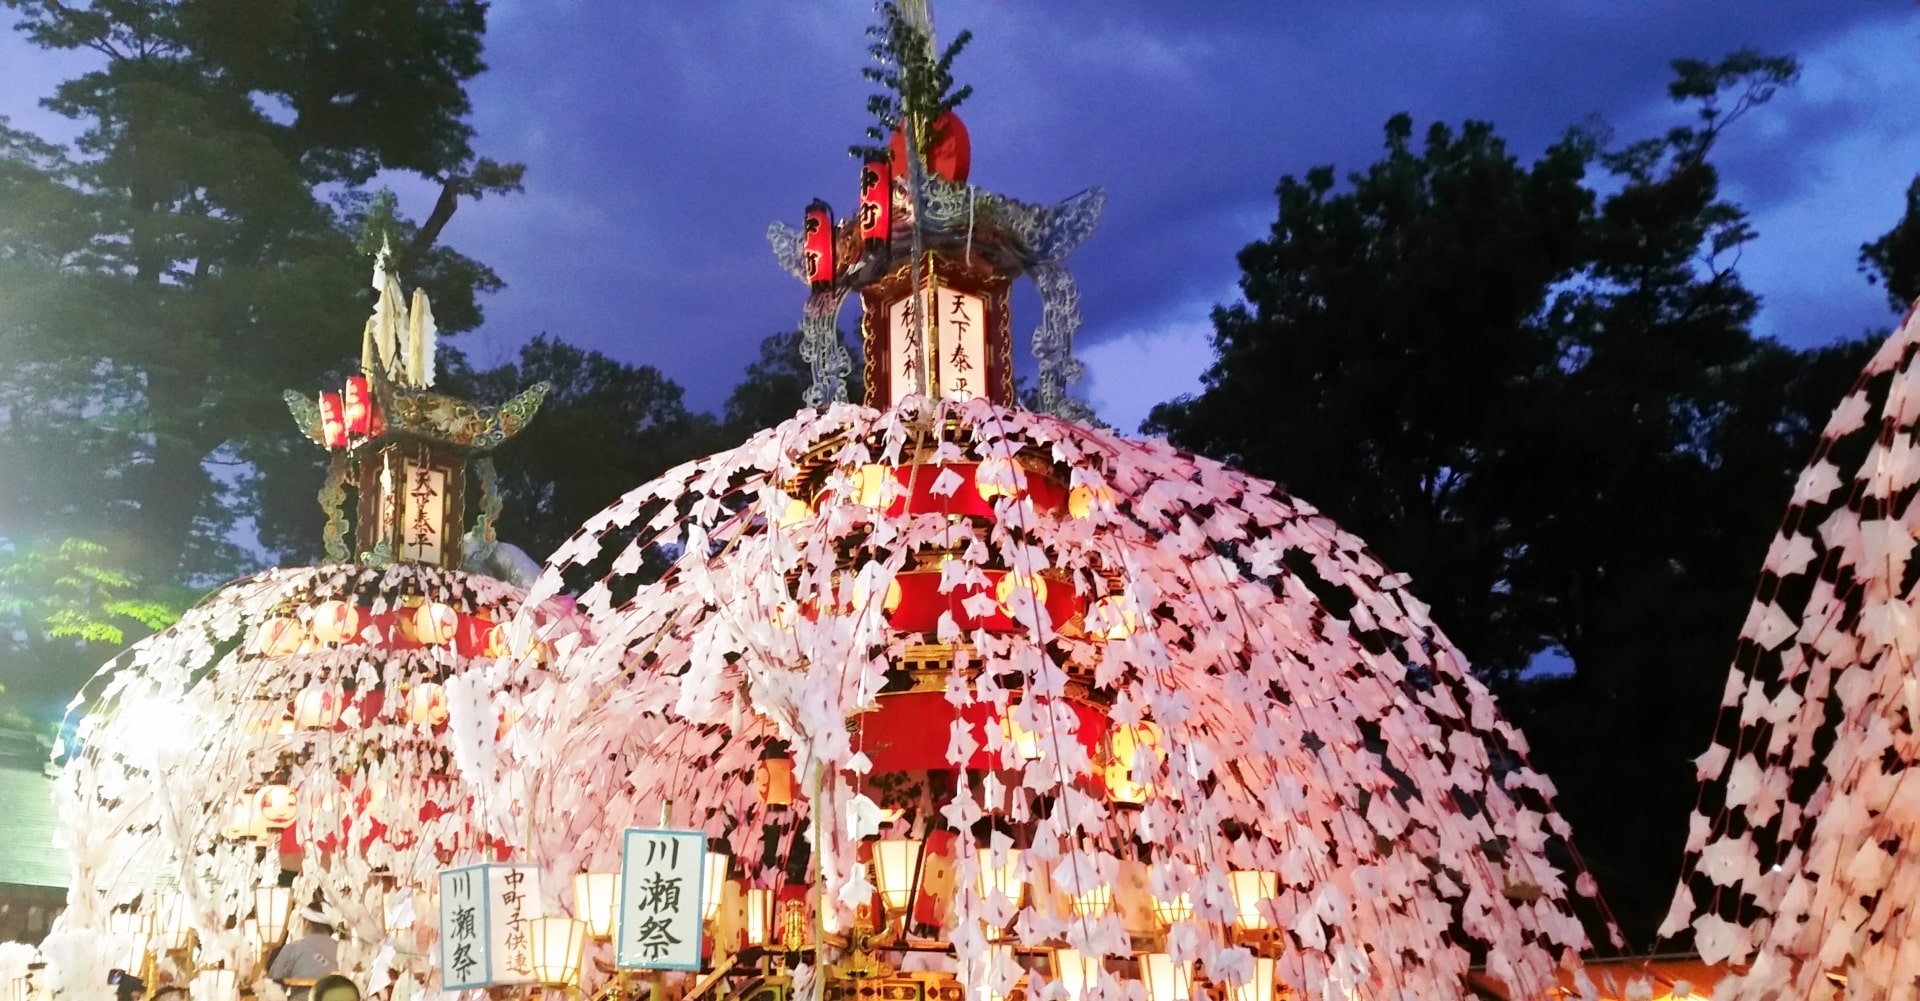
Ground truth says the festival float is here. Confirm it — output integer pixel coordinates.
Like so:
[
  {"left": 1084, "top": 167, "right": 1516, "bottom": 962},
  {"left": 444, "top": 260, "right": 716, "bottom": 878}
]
[
  {"left": 1671, "top": 301, "right": 1920, "bottom": 1000},
  {"left": 39, "top": 249, "right": 564, "bottom": 998},
  {"left": 469, "top": 6, "right": 1610, "bottom": 1000}
]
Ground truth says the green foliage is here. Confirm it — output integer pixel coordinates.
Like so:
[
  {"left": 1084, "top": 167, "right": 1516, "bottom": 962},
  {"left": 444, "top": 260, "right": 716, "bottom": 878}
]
[
  {"left": 435, "top": 336, "right": 727, "bottom": 567},
  {"left": 720, "top": 330, "right": 863, "bottom": 439},
  {"left": 1860, "top": 175, "right": 1920, "bottom": 309},
  {"left": 0, "top": 0, "right": 520, "bottom": 587},
  {"left": 850, "top": 1, "right": 974, "bottom": 161},
  {"left": 1, "top": 539, "right": 180, "bottom": 646},
  {"left": 1146, "top": 51, "right": 1870, "bottom": 942}
]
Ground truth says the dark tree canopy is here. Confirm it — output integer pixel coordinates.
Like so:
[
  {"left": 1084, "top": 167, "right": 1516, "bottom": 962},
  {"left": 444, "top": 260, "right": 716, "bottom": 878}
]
[
  {"left": 1147, "top": 51, "right": 1872, "bottom": 942},
  {"left": 0, "top": 0, "right": 519, "bottom": 586}
]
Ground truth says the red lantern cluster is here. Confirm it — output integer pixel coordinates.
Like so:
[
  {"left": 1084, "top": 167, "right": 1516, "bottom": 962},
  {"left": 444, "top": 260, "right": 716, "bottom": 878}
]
[
  {"left": 318, "top": 374, "right": 380, "bottom": 448},
  {"left": 803, "top": 199, "right": 836, "bottom": 293},
  {"left": 859, "top": 157, "right": 892, "bottom": 253}
]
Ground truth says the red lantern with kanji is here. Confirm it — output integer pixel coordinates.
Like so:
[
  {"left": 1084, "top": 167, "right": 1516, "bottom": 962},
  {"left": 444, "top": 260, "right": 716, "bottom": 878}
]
[
  {"left": 803, "top": 200, "right": 835, "bottom": 293},
  {"left": 859, "top": 157, "right": 892, "bottom": 251},
  {"left": 319, "top": 392, "right": 347, "bottom": 448},
  {"left": 343, "top": 375, "right": 372, "bottom": 436}
]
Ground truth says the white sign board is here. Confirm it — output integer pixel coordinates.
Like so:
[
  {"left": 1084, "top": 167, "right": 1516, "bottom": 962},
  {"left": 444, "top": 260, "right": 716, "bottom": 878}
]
[
  {"left": 401, "top": 459, "right": 448, "bottom": 563},
  {"left": 933, "top": 286, "right": 987, "bottom": 401},
  {"left": 617, "top": 828, "right": 708, "bottom": 971},
  {"left": 438, "top": 863, "right": 542, "bottom": 988},
  {"left": 885, "top": 292, "right": 926, "bottom": 405}
]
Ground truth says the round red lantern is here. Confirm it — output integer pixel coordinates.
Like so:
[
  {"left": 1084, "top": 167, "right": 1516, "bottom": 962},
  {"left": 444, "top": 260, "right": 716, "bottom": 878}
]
[{"left": 888, "top": 111, "right": 971, "bottom": 183}]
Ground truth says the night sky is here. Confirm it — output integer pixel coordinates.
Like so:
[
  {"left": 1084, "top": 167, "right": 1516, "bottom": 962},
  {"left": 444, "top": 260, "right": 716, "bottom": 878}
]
[{"left": 4, "top": 3, "right": 1919, "bottom": 431}]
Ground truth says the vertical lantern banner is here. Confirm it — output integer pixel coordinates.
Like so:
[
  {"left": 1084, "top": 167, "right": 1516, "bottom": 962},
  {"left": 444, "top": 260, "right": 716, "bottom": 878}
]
[
  {"left": 398, "top": 458, "right": 448, "bottom": 564},
  {"left": 859, "top": 158, "right": 892, "bottom": 251},
  {"left": 933, "top": 285, "right": 988, "bottom": 401},
  {"left": 319, "top": 392, "right": 347, "bottom": 448},
  {"left": 803, "top": 200, "right": 836, "bottom": 293},
  {"left": 616, "top": 828, "right": 707, "bottom": 971},
  {"left": 438, "top": 863, "right": 544, "bottom": 988},
  {"left": 342, "top": 375, "right": 372, "bottom": 435}
]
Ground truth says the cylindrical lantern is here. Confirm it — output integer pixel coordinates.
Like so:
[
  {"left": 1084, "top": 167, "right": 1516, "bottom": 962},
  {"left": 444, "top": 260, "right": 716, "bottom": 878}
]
[
  {"left": 1234, "top": 956, "right": 1276, "bottom": 1001},
  {"left": 571, "top": 872, "right": 617, "bottom": 940},
  {"left": 859, "top": 157, "right": 893, "bottom": 250},
  {"left": 1056, "top": 948, "right": 1100, "bottom": 1001},
  {"left": 190, "top": 968, "right": 236, "bottom": 1001},
  {"left": 528, "top": 917, "right": 588, "bottom": 985},
  {"left": 803, "top": 199, "right": 835, "bottom": 293},
  {"left": 253, "top": 886, "right": 292, "bottom": 945},
  {"left": 241, "top": 917, "right": 261, "bottom": 956},
  {"left": 1229, "top": 870, "right": 1278, "bottom": 931},
  {"left": 1105, "top": 721, "right": 1166, "bottom": 805},
  {"left": 319, "top": 391, "right": 347, "bottom": 449},
  {"left": 703, "top": 851, "right": 731, "bottom": 923},
  {"left": 974, "top": 848, "right": 1026, "bottom": 905},
  {"left": 309, "top": 599, "right": 359, "bottom": 645},
  {"left": 871, "top": 838, "right": 923, "bottom": 915},
  {"left": 1070, "top": 883, "right": 1112, "bottom": 918},
  {"left": 745, "top": 888, "right": 774, "bottom": 946},
  {"left": 1086, "top": 595, "right": 1136, "bottom": 641},
  {"left": 753, "top": 756, "right": 795, "bottom": 807},
  {"left": 1152, "top": 889, "right": 1193, "bottom": 928},
  {"left": 1142, "top": 954, "right": 1193, "bottom": 1001},
  {"left": 342, "top": 374, "right": 372, "bottom": 436}
]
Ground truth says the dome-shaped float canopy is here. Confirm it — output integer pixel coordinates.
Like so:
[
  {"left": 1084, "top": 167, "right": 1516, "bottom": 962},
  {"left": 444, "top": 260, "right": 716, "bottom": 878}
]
[
  {"left": 1673, "top": 301, "right": 1920, "bottom": 999},
  {"left": 53, "top": 562, "right": 570, "bottom": 986},
  {"left": 486, "top": 395, "right": 1606, "bottom": 1001}
]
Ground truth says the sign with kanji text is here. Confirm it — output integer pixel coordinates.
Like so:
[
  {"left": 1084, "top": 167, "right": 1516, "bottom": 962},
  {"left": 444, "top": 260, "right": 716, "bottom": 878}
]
[
  {"left": 438, "top": 863, "right": 544, "bottom": 988},
  {"left": 617, "top": 828, "right": 707, "bottom": 970},
  {"left": 399, "top": 458, "right": 448, "bottom": 564}
]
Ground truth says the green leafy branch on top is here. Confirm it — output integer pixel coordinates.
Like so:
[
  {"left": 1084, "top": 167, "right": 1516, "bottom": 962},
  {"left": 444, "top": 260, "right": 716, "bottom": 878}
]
[{"left": 850, "top": 1, "right": 973, "bottom": 162}]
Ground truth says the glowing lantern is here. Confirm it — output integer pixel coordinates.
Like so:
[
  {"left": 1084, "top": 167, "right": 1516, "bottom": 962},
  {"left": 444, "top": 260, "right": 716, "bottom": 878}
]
[
  {"left": 745, "top": 888, "right": 774, "bottom": 946},
  {"left": 529, "top": 917, "right": 588, "bottom": 985},
  {"left": 256, "top": 784, "right": 298, "bottom": 828},
  {"left": 319, "top": 392, "right": 347, "bottom": 448},
  {"left": 1086, "top": 595, "right": 1136, "bottom": 641},
  {"left": 1070, "top": 883, "right": 1112, "bottom": 918},
  {"left": 994, "top": 573, "right": 1049, "bottom": 617},
  {"left": 859, "top": 157, "right": 892, "bottom": 250},
  {"left": 252, "top": 886, "right": 291, "bottom": 945},
  {"left": 342, "top": 375, "right": 372, "bottom": 436},
  {"left": 406, "top": 682, "right": 449, "bottom": 727},
  {"left": 854, "top": 464, "right": 891, "bottom": 508},
  {"left": 754, "top": 756, "right": 795, "bottom": 807},
  {"left": 974, "top": 456, "right": 1026, "bottom": 500},
  {"left": 1067, "top": 483, "right": 1114, "bottom": 519},
  {"left": 410, "top": 601, "right": 458, "bottom": 645},
  {"left": 254, "top": 617, "right": 306, "bottom": 657},
  {"left": 872, "top": 838, "right": 923, "bottom": 916},
  {"left": 1104, "top": 721, "right": 1166, "bottom": 805},
  {"left": 803, "top": 200, "right": 835, "bottom": 293},
  {"left": 293, "top": 685, "right": 337, "bottom": 729},
  {"left": 703, "top": 851, "right": 731, "bottom": 923},
  {"left": 1000, "top": 711, "right": 1043, "bottom": 761},
  {"left": 1235, "top": 957, "right": 1276, "bottom": 1001},
  {"left": 975, "top": 848, "right": 1025, "bottom": 905},
  {"left": 1142, "top": 953, "right": 1193, "bottom": 1001},
  {"left": 309, "top": 600, "right": 359, "bottom": 645},
  {"left": 1056, "top": 948, "right": 1100, "bottom": 1001},
  {"left": 573, "top": 872, "right": 618, "bottom": 939},
  {"left": 1229, "top": 870, "right": 1278, "bottom": 931},
  {"left": 776, "top": 497, "right": 812, "bottom": 528}
]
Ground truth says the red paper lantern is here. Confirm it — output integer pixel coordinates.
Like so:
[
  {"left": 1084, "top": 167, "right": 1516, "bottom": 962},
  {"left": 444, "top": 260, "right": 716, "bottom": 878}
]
[
  {"left": 343, "top": 374, "right": 372, "bottom": 436},
  {"left": 888, "top": 111, "right": 971, "bottom": 184},
  {"left": 319, "top": 392, "right": 347, "bottom": 449},
  {"left": 803, "top": 200, "right": 835, "bottom": 293},
  {"left": 859, "top": 158, "right": 892, "bottom": 251}
]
